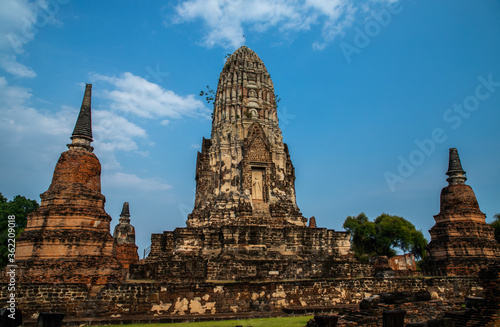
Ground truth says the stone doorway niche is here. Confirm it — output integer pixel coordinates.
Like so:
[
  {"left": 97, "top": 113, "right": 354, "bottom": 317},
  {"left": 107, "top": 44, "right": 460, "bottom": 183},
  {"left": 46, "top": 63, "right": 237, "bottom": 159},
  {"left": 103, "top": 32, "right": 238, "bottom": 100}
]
[{"left": 251, "top": 167, "right": 265, "bottom": 203}]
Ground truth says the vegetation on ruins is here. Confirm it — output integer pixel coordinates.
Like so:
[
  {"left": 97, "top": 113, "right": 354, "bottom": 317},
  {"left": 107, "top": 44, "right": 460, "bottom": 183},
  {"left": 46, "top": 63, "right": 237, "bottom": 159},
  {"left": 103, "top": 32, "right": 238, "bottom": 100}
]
[
  {"left": 200, "top": 84, "right": 281, "bottom": 109},
  {"left": 343, "top": 213, "right": 428, "bottom": 262},
  {"left": 0, "top": 193, "right": 39, "bottom": 268},
  {"left": 200, "top": 52, "right": 281, "bottom": 109},
  {"left": 490, "top": 213, "right": 500, "bottom": 243},
  {"left": 199, "top": 85, "right": 215, "bottom": 104}
]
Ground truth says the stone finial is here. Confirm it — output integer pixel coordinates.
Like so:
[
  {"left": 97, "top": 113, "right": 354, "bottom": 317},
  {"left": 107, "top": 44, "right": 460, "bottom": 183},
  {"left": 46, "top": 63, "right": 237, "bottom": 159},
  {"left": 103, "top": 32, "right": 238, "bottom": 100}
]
[
  {"left": 309, "top": 216, "right": 317, "bottom": 228},
  {"left": 114, "top": 202, "right": 135, "bottom": 244},
  {"left": 69, "top": 84, "right": 93, "bottom": 151},
  {"left": 120, "top": 202, "right": 130, "bottom": 221},
  {"left": 446, "top": 148, "right": 467, "bottom": 185},
  {"left": 114, "top": 202, "right": 139, "bottom": 266}
]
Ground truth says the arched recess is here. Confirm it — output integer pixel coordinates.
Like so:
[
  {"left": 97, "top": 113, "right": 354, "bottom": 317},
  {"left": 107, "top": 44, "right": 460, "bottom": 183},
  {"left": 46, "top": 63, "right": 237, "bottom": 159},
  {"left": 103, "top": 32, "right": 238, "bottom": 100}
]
[{"left": 243, "top": 122, "right": 272, "bottom": 203}]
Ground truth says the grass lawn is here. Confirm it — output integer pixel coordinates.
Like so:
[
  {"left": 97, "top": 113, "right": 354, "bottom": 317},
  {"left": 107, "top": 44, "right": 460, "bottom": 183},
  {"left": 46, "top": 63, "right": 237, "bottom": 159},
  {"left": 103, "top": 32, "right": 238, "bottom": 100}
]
[{"left": 105, "top": 315, "right": 313, "bottom": 327}]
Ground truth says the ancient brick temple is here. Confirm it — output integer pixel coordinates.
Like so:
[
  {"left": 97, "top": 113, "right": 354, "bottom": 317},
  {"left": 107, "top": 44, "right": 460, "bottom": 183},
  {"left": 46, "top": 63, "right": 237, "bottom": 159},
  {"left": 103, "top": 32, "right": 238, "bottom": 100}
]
[
  {"left": 425, "top": 148, "right": 500, "bottom": 276},
  {"left": 15, "top": 84, "right": 124, "bottom": 284},
  {"left": 113, "top": 202, "right": 139, "bottom": 269},
  {"left": 130, "top": 46, "right": 369, "bottom": 281}
]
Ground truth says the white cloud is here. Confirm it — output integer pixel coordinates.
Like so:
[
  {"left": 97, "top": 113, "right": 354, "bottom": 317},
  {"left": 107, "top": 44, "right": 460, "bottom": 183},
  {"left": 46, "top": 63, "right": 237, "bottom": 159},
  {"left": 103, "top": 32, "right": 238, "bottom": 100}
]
[
  {"left": 91, "top": 72, "right": 209, "bottom": 119},
  {"left": 0, "top": 54, "right": 36, "bottom": 78},
  {"left": 312, "top": 3, "right": 357, "bottom": 51},
  {"left": 0, "top": 0, "right": 36, "bottom": 52},
  {"left": 90, "top": 109, "right": 149, "bottom": 172},
  {"left": 0, "top": 76, "right": 31, "bottom": 106},
  {"left": 0, "top": 76, "right": 74, "bottom": 192},
  {"left": 0, "top": 77, "right": 73, "bottom": 144},
  {"left": 103, "top": 172, "right": 172, "bottom": 192},
  {"left": 173, "top": 0, "right": 311, "bottom": 48},
  {"left": 0, "top": 76, "right": 150, "bottom": 169},
  {"left": 172, "top": 0, "right": 393, "bottom": 50},
  {"left": 93, "top": 110, "right": 148, "bottom": 153},
  {"left": 0, "top": 0, "right": 65, "bottom": 78}
]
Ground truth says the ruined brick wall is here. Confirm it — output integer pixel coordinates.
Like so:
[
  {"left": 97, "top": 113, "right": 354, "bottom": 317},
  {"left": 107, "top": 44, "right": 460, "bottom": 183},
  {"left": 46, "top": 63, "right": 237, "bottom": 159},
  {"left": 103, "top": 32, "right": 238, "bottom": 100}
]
[
  {"left": 0, "top": 277, "right": 481, "bottom": 319},
  {"left": 388, "top": 254, "right": 417, "bottom": 272},
  {"left": 478, "top": 264, "right": 500, "bottom": 325},
  {"left": 131, "top": 226, "right": 366, "bottom": 281},
  {"left": 115, "top": 244, "right": 139, "bottom": 269}
]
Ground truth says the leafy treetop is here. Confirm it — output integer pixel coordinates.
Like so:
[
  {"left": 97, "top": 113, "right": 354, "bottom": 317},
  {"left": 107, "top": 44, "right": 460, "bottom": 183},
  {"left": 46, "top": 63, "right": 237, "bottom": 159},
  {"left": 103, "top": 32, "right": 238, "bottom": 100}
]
[
  {"left": 343, "top": 213, "right": 428, "bottom": 261},
  {"left": 0, "top": 193, "right": 39, "bottom": 268},
  {"left": 490, "top": 213, "right": 500, "bottom": 243}
]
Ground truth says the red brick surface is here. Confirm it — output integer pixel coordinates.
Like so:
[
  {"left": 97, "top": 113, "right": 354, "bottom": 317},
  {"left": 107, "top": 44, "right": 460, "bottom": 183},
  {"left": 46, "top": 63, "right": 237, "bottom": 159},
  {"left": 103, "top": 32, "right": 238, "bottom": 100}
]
[{"left": 14, "top": 148, "right": 123, "bottom": 284}]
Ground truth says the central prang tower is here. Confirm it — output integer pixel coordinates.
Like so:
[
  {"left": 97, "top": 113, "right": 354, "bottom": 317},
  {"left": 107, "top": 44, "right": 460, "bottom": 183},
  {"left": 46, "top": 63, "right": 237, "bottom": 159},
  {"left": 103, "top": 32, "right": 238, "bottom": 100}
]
[
  {"left": 188, "top": 46, "right": 306, "bottom": 228},
  {"left": 132, "top": 46, "right": 370, "bottom": 282}
]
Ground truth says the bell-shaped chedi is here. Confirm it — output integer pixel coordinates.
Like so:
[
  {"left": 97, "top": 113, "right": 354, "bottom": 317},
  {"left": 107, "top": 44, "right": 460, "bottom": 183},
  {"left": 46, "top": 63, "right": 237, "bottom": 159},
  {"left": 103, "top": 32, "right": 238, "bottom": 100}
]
[
  {"left": 425, "top": 148, "right": 500, "bottom": 276},
  {"left": 113, "top": 202, "right": 139, "bottom": 269},
  {"left": 131, "top": 47, "right": 368, "bottom": 282},
  {"left": 15, "top": 84, "right": 124, "bottom": 284},
  {"left": 188, "top": 46, "right": 306, "bottom": 228}
]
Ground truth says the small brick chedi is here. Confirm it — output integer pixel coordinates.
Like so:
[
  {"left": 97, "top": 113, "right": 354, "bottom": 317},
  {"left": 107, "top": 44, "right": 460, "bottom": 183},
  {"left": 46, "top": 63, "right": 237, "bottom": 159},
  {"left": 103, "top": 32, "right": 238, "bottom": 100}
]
[
  {"left": 113, "top": 202, "right": 139, "bottom": 269},
  {"left": 131, "top": 46, "right": 367, "bottom": 281},
  {"left": 15, "top": 84, "right": 125, "bottom": 284},
  {"left": 425, "top": 148, "right": 500, "bottom": 276}
]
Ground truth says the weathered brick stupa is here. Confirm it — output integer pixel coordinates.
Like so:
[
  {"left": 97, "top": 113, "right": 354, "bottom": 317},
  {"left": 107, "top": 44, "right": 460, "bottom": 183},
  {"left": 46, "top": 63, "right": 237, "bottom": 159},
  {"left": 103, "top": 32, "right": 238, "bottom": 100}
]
[
  {"left": 113, "top": 202, "right": 139, "bottom": 269},
  {"left": 425, "top": 148, "right": 500, "bottom": 276},
  {"left": 130, "top": 46, "right": 370, "bottom": 281},
  {"left": 15, "top": 84, "right": 124, "bottom": 284}
]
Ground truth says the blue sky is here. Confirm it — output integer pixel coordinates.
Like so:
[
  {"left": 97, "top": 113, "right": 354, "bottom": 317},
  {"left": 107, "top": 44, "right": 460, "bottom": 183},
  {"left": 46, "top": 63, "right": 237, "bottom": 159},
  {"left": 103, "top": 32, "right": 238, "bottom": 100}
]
[{"left": 1, "top": 0, "right": 499, "bottom": 256}]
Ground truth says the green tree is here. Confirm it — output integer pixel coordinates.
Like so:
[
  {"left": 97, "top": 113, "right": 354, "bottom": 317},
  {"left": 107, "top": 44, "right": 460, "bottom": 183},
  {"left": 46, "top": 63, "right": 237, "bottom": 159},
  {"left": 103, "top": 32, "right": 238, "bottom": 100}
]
[
  {"left": 490, "top": 213, "right": 500, "bottom": 243},
  {"left": 342, "top": 213, "right": 377, "bottom": 260},
  {"left": 0, "top": 193, "right": 39, "bottom": 268},
  {"left": 343, "top": 213, "right": 428, "bottom": 261}
]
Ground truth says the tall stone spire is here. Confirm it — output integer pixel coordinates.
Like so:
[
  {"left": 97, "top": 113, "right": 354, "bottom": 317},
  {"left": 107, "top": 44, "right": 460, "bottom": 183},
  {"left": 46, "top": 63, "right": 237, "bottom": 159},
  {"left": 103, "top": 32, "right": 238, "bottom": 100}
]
[
  {"left": 132, "top": 46, "right": 364, "bottom": 282},
  {"left": 187, "top": 46, "right": 306, "bottom": 228},
  {"left": 69, "top": 84, "right": 93, "bottom": 152},
  {"left": 15, "top": 83, "right": 123, "bottom": 284},
  {"left": 446, "top": 148, "right": 466, "bottom": 185}
]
